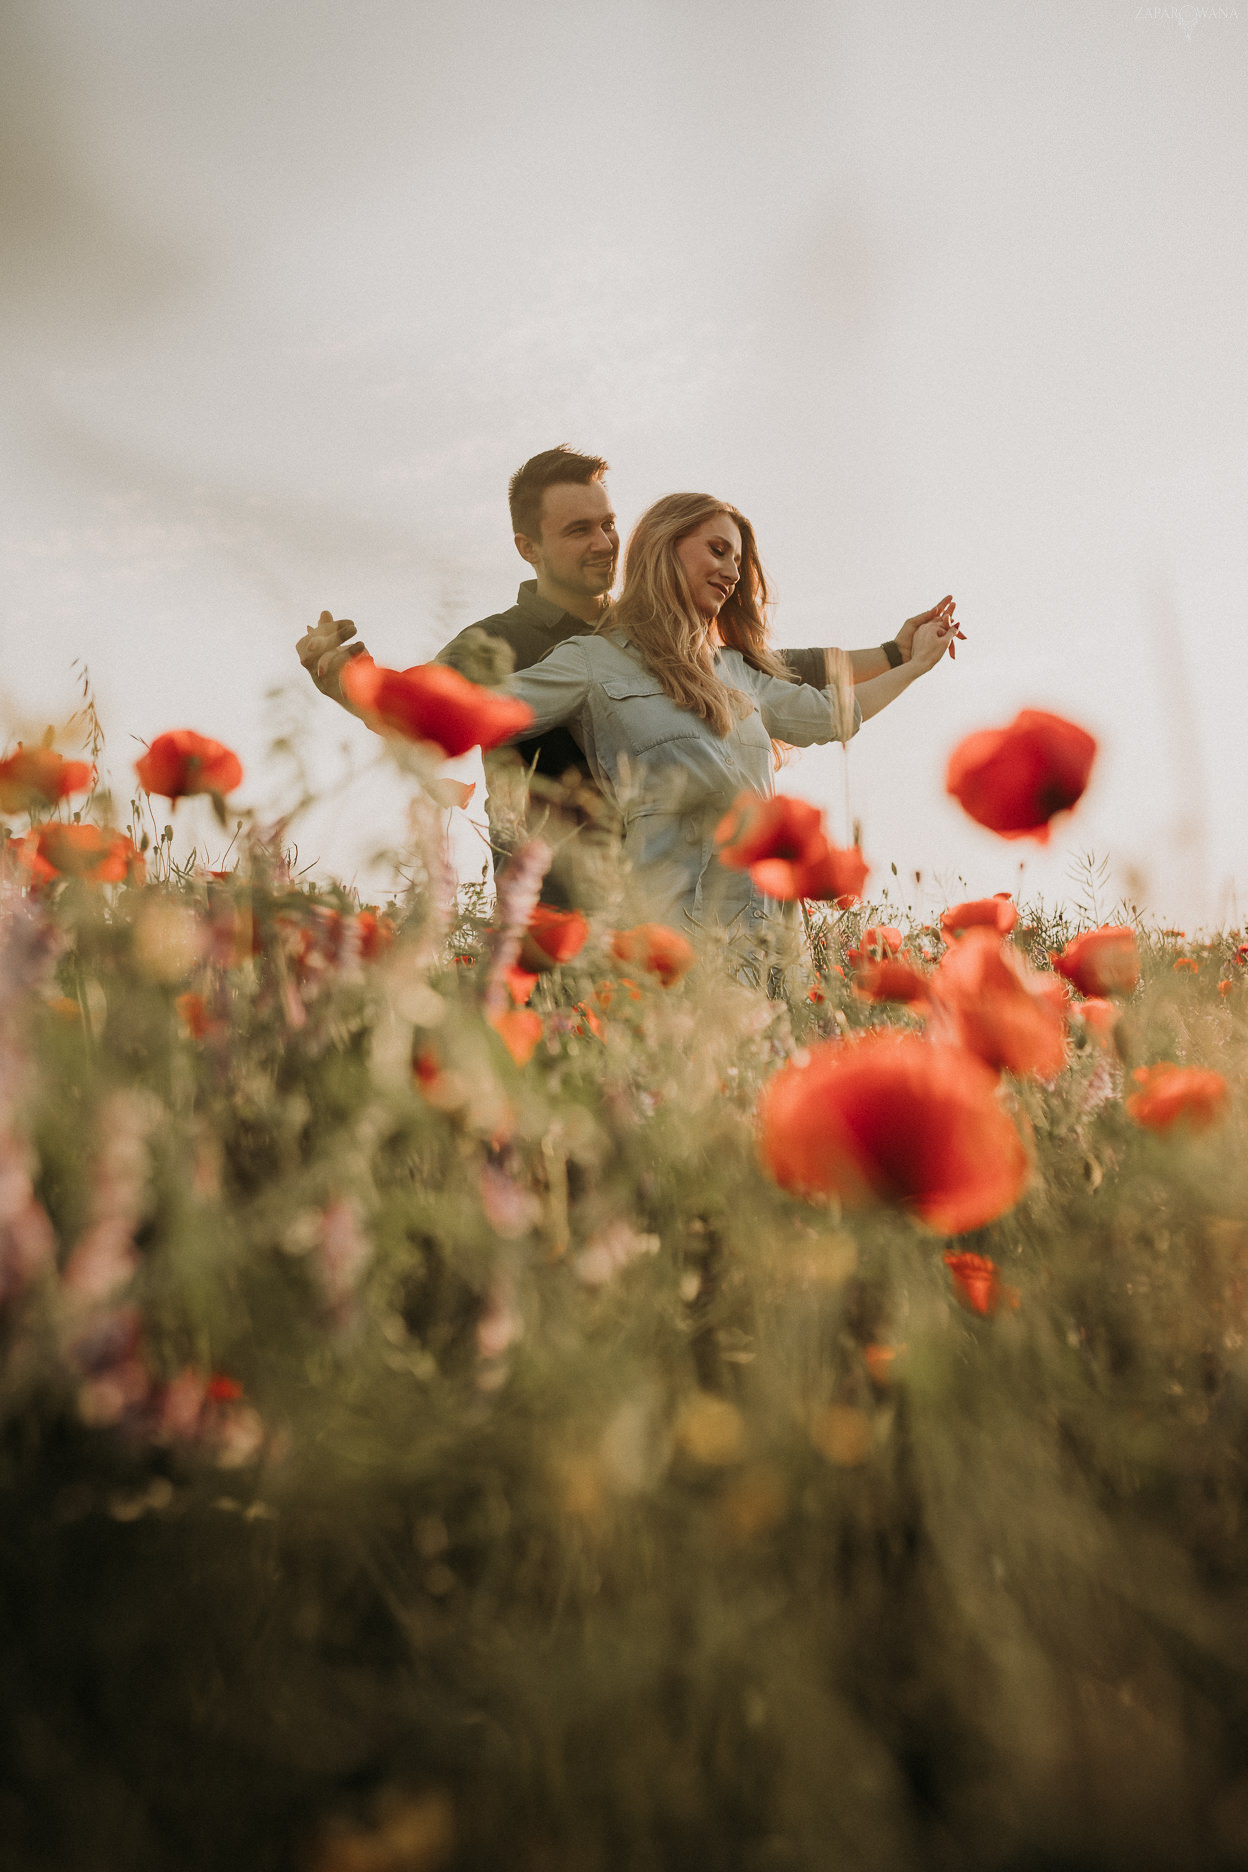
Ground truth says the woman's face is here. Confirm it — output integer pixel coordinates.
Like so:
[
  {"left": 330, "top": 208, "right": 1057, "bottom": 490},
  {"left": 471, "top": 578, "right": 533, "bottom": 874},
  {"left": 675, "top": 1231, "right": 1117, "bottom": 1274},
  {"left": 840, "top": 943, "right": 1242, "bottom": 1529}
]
[{"left": 675, "top": 514, "right": 742, "bottom": 621}]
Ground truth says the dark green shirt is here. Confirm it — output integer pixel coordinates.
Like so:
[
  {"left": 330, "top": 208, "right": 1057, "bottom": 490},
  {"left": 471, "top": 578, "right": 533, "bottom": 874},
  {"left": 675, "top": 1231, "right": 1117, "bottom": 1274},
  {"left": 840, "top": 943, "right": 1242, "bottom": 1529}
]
[{"left": 437, "top": 581, "right": 593, "bottom": 784}]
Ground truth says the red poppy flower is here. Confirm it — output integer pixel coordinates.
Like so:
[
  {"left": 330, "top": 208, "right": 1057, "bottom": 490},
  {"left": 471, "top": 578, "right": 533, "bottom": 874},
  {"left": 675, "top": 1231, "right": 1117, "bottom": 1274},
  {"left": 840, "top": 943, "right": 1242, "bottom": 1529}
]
[
  {"left": 354, "top": 910, "right": 394, "bottom": 960},
  {"left": 489, "top": 1007, "right": 543, "bottom": 1067},
  {"left": 939, "top": 893, "right": 1019, "bottom": 939},
  {"left": 1051, "top": 925, "right": 1140, "bottom": 998},
  {"left": 762, "top": 841, "right": 867, "bottom": 906},
  {"left": 341, "top": 657, "right": 534, "bottom": 756},
  {"left": 527, "top": 904, "right": 589, "bottom": 964},
  {"left": 1073, "top": 996, "right": 1119, "bottom": 1044},
  {"left": 932, "top": 928, "right": 1068, "bottom": 1079},
  {"left": 610, "top": 923, "right": 697, "bottom": 987},
  {"left": 945, "top": 709, "right": 1097, "bottom": 841},
  {"left": 715, "top": 792, "right": 823, "bottom": 867},
  {"left": 862, "top": 925, "right": 903, "bottom": 956},
  {"left": 176, "top": 992, "right": 211, "bottom": 1039},
  {"left": 506, "top": 965, "right": 539, "bottom": 1005},
  {"left": 21, "top": 824, "right": 144, "bottom": 885},
  {"left": 846, "top": 926, "right": 905, "bottom": 966},
  {"left": 0, "top": 745, "right": 94, "bottom": 814},
  {"left": 574, "top": 1001, "right": 604, "bottom": 1039},
  {"left": 412, "top": 1039, "right": 445, "bottom": 1097},
  {"left": 714, "top": 791, "right": 868, "bottom": 904},
  {"left": 757, "top": 1031, "right": 1030, "bottom": 1235},
  {"left": 1125, "top": 1063, "right": 1227, "bottom": 1133},
  {"left": 944, "top": 1251, "right": 1017, "bottom": 1317},
  {"left": 853, "top": 958, "right": 932, "bottom": 1008},
  {"left": 135, "top": 730, "right": 242, "bottom": 800},
  {"left": 595, "top": 976, "right": 643, "bottom": 1013}
]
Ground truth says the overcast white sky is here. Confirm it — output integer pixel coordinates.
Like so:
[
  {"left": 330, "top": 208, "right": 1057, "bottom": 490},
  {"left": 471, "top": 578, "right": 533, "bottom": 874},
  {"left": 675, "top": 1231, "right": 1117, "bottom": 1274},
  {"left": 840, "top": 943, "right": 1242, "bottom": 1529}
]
[{"left": 3, "top": 0, "right": 1246, "bottom": 925}]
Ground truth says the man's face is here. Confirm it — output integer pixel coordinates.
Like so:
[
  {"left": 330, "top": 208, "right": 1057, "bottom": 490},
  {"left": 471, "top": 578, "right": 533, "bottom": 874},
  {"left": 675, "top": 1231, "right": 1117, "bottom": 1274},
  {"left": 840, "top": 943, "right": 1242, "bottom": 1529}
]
[{"left": 516, "top": 479, "right": 619, "bottom": 605}]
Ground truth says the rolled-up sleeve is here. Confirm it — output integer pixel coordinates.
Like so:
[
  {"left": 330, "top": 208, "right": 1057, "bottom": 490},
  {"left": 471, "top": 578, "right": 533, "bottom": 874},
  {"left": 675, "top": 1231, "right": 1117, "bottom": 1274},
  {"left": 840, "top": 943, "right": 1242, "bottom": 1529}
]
[
  {"left": 497, "top": 639, "right": 592, "bottom": 741},
  {"left": 750, "top": 669, "right": 861, "bottom": 745}
]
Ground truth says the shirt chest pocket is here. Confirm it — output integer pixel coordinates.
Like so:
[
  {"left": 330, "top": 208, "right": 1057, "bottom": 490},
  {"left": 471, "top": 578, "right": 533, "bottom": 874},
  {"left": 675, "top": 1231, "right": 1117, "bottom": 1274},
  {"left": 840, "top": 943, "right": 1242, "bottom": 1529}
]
[{"left": 599, "top": 675, "right": 705, "bottom": 754}]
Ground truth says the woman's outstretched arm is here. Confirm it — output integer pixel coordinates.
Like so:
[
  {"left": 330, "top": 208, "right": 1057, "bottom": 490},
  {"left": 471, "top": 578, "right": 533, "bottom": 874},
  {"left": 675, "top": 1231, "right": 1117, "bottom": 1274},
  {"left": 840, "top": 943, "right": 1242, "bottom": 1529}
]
[
  {"left": 782, "top": 597, "right": 961, "bottom": 685},
  {"left": 497, "top": 638, "right": 594, "bottom": 738}
]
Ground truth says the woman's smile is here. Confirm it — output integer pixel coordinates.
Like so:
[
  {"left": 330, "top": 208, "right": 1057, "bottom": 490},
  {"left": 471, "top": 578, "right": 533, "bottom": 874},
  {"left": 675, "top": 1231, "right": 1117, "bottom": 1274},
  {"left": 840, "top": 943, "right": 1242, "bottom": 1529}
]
[{"left": 675, "top": 513, "right": 743, "bottom": 618}]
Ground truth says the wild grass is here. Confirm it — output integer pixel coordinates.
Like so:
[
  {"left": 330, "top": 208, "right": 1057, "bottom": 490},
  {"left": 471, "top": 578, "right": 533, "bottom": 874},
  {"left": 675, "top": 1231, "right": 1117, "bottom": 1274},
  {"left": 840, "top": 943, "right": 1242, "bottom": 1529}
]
[{"left": 2, "top": 770, "right": 1248, "bottom": 1872}]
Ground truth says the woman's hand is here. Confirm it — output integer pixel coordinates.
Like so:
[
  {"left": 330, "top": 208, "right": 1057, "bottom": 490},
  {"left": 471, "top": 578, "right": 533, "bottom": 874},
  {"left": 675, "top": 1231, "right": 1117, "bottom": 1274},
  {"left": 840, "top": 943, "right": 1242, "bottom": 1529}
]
[
  {"left": 895, "top": 596, "right": 965, "bottom": 662},
  {"left": 853, "top": 604, "right": 961, "bottom": 721},
  {"left": 908, "top": 611, "right": 959, "bottom": 675}
]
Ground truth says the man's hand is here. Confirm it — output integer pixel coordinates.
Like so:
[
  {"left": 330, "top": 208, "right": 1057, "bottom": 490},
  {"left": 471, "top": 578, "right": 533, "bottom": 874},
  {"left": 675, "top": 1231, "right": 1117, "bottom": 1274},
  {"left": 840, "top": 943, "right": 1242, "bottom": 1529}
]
[
  {"left": 296, "top": 611, "right": 369, "bottom": 702},
  {"left": 895, "top": 596, "right": 965, "bottom": 661}
]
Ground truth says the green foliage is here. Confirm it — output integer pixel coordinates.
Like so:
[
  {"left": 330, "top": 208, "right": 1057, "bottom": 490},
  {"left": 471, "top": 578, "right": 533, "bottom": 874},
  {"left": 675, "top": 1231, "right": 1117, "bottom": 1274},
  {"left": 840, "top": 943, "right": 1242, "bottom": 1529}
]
[{"left": 2, "top": 817, "right": 1248, "bottom": 1872}]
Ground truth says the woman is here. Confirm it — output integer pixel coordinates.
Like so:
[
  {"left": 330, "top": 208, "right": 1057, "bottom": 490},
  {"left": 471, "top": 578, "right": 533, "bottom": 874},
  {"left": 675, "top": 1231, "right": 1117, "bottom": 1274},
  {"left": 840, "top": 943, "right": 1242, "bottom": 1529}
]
[{"left": 498, "top": 493, "right": 955, "bottom": 931}]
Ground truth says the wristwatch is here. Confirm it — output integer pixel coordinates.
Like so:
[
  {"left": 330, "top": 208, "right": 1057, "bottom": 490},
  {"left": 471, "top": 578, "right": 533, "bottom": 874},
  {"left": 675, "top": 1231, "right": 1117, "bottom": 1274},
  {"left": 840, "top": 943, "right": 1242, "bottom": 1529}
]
[{"left": 881, "top": 640, "right": 904, "bottom": 669}]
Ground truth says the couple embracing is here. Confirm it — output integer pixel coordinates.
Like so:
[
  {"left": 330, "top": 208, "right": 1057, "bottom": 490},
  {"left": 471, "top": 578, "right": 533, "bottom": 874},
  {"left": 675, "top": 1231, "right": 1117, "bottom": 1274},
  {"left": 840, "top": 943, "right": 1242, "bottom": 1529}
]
[{"left": 297, "top": 447, "right": 959, "bottom": 937}]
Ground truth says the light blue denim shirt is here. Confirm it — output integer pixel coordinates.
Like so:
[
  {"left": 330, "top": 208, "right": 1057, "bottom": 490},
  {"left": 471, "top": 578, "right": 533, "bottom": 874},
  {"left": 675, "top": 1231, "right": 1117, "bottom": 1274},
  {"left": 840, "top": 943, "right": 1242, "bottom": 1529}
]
[{"left": 500, "top": 632, "right": 860, "bottom": 928}]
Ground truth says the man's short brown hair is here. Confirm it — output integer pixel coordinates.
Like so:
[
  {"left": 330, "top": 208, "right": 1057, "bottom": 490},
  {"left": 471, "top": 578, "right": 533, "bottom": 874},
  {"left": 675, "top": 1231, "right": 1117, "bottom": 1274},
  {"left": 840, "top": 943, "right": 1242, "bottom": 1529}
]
[{"left": 508, "top": 446, "right": 609, "bottom": 541}]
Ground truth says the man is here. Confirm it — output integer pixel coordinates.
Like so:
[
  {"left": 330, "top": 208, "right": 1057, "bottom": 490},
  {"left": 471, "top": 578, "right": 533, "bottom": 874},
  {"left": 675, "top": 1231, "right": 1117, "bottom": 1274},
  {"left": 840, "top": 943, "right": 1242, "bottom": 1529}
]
[
  {"left": 297, "top": 447, "right": 621, "bottom": 910},
  {"left": 296, "top": 445, "right": 950, "bottom": 911}
]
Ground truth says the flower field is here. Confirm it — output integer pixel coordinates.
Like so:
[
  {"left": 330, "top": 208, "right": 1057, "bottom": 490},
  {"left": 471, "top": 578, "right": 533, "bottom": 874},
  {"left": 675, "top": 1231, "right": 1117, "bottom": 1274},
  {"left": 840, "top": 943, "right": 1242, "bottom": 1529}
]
[{"left": 4, "top": 702, "right": 1248, "bottom": 1872}]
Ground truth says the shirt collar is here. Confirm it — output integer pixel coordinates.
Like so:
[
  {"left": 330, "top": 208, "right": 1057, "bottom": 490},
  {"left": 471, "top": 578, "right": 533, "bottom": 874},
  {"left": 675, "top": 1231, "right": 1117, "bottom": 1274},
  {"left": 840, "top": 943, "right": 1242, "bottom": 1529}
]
[{"left": 516, "top": 579, "right": 583, "bottom": 632}]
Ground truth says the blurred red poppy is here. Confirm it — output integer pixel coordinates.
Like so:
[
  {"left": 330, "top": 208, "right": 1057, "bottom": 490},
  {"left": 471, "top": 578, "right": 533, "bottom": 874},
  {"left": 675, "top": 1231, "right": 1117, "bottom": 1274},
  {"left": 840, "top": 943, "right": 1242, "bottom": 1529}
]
[
  {"left": 852, "top": 958, "right": 932, "bottom": 1008},
  {"left": 611, "top": 923, "right": 696, "bottom": 987},
  {"left": 574, "top": 1001, "right": 604, "bottom": 1039},
  {"left": 1051, "top": 926, "right": 1140, "bottom": 998},
  {"left": 945, "top": 709, "right": 1096, "bottom": 841},
  {"left": 506, "top": 966, "right": 539, "bottom": 1005},
  {"left": 135, "top": 730, "right": 243, "bottom": 800},
  {"left": 412, "top": 1039, "right": 445, "bottom": 1097},
  {"left": 528, "top": 904, "right": 589, "bottom": 963},
  {"left": 939, "top": 893, "right": 1019, "bottom": 939},
  {"left": 944, "top": 1251, "right": 1017, "bottom": 1317},
  {"left": 20, "top": 824, "right": 144, "bottom": 885},
  {"left": 175, "top": 992, "right": 211, "bottom": 1039},
  {"left": 489, "top": 1007, "right": 543, "bottom": 1067},
  {"left": 932, "top": 928, "right": 1067, "bottom": 1079},
  {"left": 715, "top": 791, "right": 868, "bottom": 904},
  {"left": 354, "top": 910, "right": 395, "bottom": 960},
  {"left": 1073, "top": 996, "right": 1119, "bottom": 1044},
  {"left": 763, "top": 841, "right": 868, "bottom": 906},
  {"left": 715, "top": 792, "right": 822, "bottom": 867},
  {"left": 846, "top": 925, "right": 903, "bottom": 966},
  {"left": 757, "top": 1031, "right": 1030, "bottom": 1235},
  {"left": 1125, "top": 1063, "right": 1228, "bottom": 1133},
  {"left": 341, "top": 657, "right": 533, "bottom": 756},
  {"left": 0, "top": 745, "right": 94, "bottom": 813}
]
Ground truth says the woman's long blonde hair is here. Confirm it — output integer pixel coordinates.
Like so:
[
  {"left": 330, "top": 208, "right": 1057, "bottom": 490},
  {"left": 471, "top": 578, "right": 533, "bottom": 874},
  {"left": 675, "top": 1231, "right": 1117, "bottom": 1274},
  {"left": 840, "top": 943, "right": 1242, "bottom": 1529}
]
[{"left": 599, "top": 493, "right": 792, "bottom": 737}]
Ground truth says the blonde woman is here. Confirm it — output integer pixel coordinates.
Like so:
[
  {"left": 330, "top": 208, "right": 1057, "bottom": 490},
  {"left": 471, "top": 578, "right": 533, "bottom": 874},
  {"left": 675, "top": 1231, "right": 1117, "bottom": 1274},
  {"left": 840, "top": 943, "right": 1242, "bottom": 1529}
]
[{"left": 497, "top": 493, "right": 956, "bottom": 929}]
